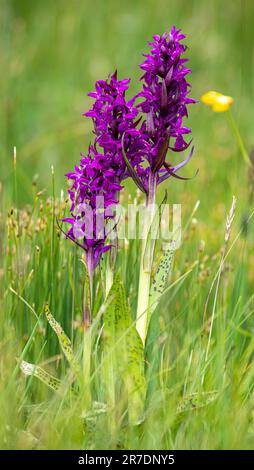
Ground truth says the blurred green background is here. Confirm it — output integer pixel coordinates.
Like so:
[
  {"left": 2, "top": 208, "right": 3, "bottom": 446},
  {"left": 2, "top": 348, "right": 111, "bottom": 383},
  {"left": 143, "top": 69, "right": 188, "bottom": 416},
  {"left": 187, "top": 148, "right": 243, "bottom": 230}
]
[
  {"left": 1, "top": 0, "right": 254, "bottom": 207},
  {"left": 1, "top": 2, "right": 254, "bottom": 450}
]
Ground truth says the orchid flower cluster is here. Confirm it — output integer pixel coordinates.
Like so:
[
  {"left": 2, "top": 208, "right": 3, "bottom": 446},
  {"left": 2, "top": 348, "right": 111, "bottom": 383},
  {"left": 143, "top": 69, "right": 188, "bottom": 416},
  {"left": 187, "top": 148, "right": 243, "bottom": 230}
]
[
  {"left": 64, "top": 73, "right": 149, "bottom": 277},
  {"left": 137, "top": 26, "right": 196, "bottom": 191},
  {"left": 64, "top": 26, "right": 196, "bottom": 329}
]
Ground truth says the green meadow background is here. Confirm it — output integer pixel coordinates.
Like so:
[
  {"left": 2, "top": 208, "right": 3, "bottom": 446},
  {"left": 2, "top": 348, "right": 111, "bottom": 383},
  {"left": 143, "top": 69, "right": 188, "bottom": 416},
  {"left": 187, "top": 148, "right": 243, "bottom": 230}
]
[
  {"left": 1, "top": 0, "right": 254, "bottom": 206},
  {"left": 1, "top": 0, "right": 254, "bottom": 450}
]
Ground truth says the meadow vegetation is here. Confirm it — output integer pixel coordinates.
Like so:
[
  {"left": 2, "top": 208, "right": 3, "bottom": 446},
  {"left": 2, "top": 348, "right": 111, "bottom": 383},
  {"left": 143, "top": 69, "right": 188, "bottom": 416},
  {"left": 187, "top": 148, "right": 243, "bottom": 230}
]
[{"left": 0, "top": 0, "right": 254, "bottom": 449}]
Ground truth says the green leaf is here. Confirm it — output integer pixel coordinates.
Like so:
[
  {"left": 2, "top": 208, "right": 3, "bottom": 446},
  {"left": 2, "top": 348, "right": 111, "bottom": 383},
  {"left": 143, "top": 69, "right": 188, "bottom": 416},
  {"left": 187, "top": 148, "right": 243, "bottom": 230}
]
[
  {"left": 103, "top": 275, "right": 146, "bottom": 424},
  {"left": 45, "top": 303, "right": 81, "bottom": 381},
  {"left": 149, "top": 243, "right": 175, "bottom": 315},
  {"left": 20, "top": 360, "right": 61, "bottom": 392}
]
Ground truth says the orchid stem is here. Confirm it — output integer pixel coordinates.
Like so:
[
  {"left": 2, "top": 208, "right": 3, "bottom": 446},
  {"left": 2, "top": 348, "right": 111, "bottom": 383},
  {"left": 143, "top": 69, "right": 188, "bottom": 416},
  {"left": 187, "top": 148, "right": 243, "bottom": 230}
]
[
  {"left": 83, "top": 254, "right": 93, "bottom": 408},
  {"left": 136, "top": 172, "right": 157, "bottom": 345},
  {"left": 105, "top": 262, "right": 114, "bottom": 298}
]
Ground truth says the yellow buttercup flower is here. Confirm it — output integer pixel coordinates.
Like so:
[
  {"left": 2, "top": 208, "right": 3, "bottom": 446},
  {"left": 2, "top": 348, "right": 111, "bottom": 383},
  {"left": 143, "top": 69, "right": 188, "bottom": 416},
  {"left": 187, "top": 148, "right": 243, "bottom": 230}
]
[
  {"left": 201, "top": 90, "right": 222, "bottom": 105},
  {"left": 201, "top": 90, "right": 234, "bottom": 112}
]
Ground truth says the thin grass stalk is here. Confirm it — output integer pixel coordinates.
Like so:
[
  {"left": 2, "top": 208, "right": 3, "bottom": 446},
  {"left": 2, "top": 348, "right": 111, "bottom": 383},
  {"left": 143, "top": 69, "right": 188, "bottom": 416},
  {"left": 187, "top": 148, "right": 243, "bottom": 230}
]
[
  {"left": 50, "top": 165, "right": 55, "bottom": 311},
  {"left": 227, "top": 110, "right": 251, "bottom": 167},
  {"left": 203, "top": 196, "right": 236, "bottom": 382},
  {"left": 12, "top": 146, "right": 22, "bottom": 332}
]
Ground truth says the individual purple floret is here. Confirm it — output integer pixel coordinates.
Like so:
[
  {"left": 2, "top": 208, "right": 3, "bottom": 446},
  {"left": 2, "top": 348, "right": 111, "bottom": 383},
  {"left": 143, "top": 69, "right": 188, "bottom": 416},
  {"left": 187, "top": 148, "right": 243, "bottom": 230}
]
[{"left": 136, "top": 25, "right": 196, "bottom": 191}]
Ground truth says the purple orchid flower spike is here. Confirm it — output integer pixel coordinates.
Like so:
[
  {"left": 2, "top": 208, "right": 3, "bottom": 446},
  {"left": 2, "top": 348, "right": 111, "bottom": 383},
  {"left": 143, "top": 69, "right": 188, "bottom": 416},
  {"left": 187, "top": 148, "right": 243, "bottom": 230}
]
[
  {"left": 63, "top": 147, "right": 118, "bottom": 316},
  {"left": 85, "top": 71, "right": 149, "bottom": 194},
  {"left": 136, "top": 25, "right": 197, "bottom": 198},
  {"left": 63, "top": 72, "right": 149, "bottom": 296}
]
